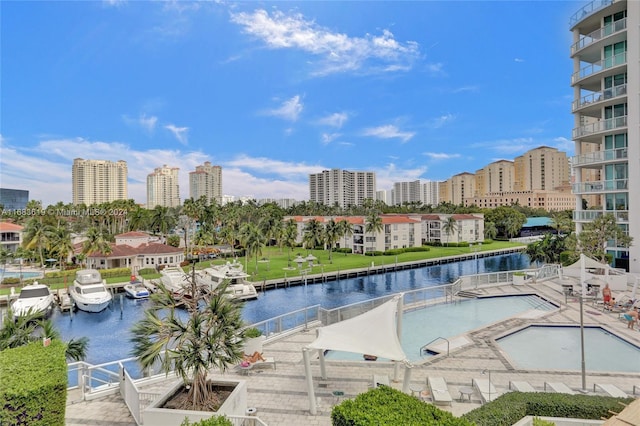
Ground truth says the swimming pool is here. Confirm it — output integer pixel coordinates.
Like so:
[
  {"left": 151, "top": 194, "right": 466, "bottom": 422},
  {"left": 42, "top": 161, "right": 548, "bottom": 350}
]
[
  {"left": 0, "top": 269, "right": 42, "bottom": 279},
  {"left": 325, "top": 294, "right": 558, "bottom": 362},
  {"left": 496, "top": 325, "right": 640, "bottom": 373}
]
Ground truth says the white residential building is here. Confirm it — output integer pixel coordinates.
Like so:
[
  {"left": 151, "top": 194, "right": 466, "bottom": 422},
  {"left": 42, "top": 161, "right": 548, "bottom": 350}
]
[
  {"left": 147, "top": 165, "right": 180, "bottom": 209},
  {"left": 569, "top": 0, "right": 639, "bottom": 272},
  {"left": 72, "top": 158, "right": 128, "bottom": 205},
  {"left": 421, "top": 180, "right": 440, "bottom": 206},
  {"left": 189, "top": 161, "right": 222, "bottom": 204},
  {"left": 392, "top": 180, "right": 422, "bottom": 206},
  {"left": 309, "top": 169, "right": 376, "bottom": 208},
  {"left": 417, "top": 214, "right": 484, "bottom": 246}
]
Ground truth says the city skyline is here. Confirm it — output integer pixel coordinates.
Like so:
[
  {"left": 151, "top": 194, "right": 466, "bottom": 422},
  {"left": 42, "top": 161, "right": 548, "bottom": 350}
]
[{"left": 1, "top": 1, "right": 580, "bottom": 206}]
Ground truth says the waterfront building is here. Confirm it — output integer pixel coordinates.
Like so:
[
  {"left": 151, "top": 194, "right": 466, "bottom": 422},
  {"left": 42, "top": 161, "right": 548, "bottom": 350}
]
[
  {"left": 440, "top": 172, "right": 476, "bottom": 206},
  {"left": 0, "top": 222, "right": 23, "bottom": 253},
  {"left": 0, "top": 188, "right": 29, "bottom": 210},
  {"left": 465, "top": 190, "right": 575, "bottom": 211},
  {"left": 72, "top": 158, "right": 127, "bottom": 205},
  {"left": 513, "top": 146, "right": 570, "bottom": 192},
  {"left": 417, "top": 213, "right": 484, "bottom": 245},
  {"left": 569, "top": 0, "right": 639, "bottom": 272},
  {"left": 475, "top": 160, "right": 515, "bottom": 196},
  {"left": 309, "top": 169, "right": 376, "bottom": 208},
  {"left": 189, "top": 161, "right": 222, "bottom": 204},
  {"left": 147, "top": 165, "right": 180, "bottom": 209}
]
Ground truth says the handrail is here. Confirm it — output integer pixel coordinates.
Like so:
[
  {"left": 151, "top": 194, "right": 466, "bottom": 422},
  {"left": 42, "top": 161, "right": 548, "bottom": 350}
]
[{"left": 420, "top": 336, "right": 450, "bottom": 357}]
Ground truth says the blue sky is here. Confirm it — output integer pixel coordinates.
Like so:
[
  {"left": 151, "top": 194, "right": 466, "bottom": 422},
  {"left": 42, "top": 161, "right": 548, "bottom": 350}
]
[{"left": 1, "top": 0, "right": 582, "bottom": 207}]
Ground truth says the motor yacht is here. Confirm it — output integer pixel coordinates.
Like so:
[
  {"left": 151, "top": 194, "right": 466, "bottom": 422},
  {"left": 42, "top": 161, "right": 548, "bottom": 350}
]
[
  {"left": 70, "top": 269, "right": 112, "bottom": 313},
  {"left": 11, "top": 282, "right": 55, "bottom": 319},
  {"left": 198, "top": 260, "right": 258, "bottom": 301}
]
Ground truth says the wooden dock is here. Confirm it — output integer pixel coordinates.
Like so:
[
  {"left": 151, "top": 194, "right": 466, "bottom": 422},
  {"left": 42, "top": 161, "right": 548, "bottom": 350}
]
[{"left": 54, "top": 288, "right": 74, "bottom": 312}]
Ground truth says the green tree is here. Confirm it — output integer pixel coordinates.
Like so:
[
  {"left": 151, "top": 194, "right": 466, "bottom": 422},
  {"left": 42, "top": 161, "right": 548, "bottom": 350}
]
[
  {"left": 282, "top": 219, "right": 298, "bottom": 267},
  {"left": 484, "top": 206, "right": 527, "bottom": 239},
  {"left": 150, "top": 205, "right": 176, "bottom": 242},
  {"left": 364, "top": 211, "right": 383, "bottom": 254},
  {"left": 240, "top": 222, "right": 266, "bottom": 274},
  {"left": 302, "top": 219, "right": 323, "bottom": 252},
  {"left": 49, "top": 225, "right": 74, "bottom": 268},
  {"left": 337, "top": 218, "right": 353, "bottom": 254},
  {"left": 22, "top": 217, "right": 53, "bottom": 267},
  {"left": 442, "top": 216, "right": 458, "bottom": 246},
  {"left": 484, "top": 221, "right": 498, "bottom": 240},
  {"left": 324, "top": 219, "right": 341, "bottom": 263},
  {"left": 573, "top": 213, "right": 632, "bottom": 263},
  {"left": 82, "top": 226, "right": 113, "bottom": 257},
  {"left": 130, "top": 271, "right": 245, "bottom": 411}
]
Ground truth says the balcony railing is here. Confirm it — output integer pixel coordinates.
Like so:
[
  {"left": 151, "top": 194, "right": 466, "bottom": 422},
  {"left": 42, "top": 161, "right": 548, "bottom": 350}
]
[
  {"left": 573, "top": 210, "right": 628, "bottom": 222},
  {"left": 571, "top": 17, "right": 627, "bottom": 54},
  {"left": 569, "top": 0, "right": 614, "bottom": 28},
  {"left": 572, "top": 147, "right": 627, "bottom": 166},
  {"left": 572, "top": 84, "right": 627, "bottom": 111},
  {"left": 572, "top": 115, "right": 627, "bottom": 139},
  {"left": 571, "top": 52, "right": 627, "bottom": 84},
  {"left": 572, "top": 179, "right": 628, "bottom": 193}
]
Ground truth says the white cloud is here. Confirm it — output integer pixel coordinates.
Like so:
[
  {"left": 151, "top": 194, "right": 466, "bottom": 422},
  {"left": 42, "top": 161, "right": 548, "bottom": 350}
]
[
  {"left": 231, "top": 9, "right": 419, "bottom": 76},
  {"left": 427, "top": 113, "right": 455, "bottom": 129},
  {"left": 103, "top": 0, "right": 126, "bottom": 7},
  {"left": 374, "top": 163, "right": 428, "bottom": 190},
  {"left": 423, "top": 152, "right": 461, "bottom": 160},
  {"left": 317, "top": 112, "right": 349, "bottom": 128},
  {"left": 362, "top": 124, "right": 415, "bottom": 143},
  {"left": 264, "top": 95, "right": 303, "bottom": 122},
  {"left": 123, "top": 114, "right": 158, "bottom": 132},
  {"left": 471, "top": 137, "right": 537, "bottom": 154},
  {"left": 514, "top": 58, "right": 525, "bottom": 63},
  {"left": 321, "top": 133, "right": 341, "bottom": 145},
  {"left": 165, "top": 124, "right": 189, "bottom": 145},
  {"left": 225, "top": 154, "right": 322, "bottom": 178},
  {"left": 426, "top": 62, "right": 445, "bottom": 75}
]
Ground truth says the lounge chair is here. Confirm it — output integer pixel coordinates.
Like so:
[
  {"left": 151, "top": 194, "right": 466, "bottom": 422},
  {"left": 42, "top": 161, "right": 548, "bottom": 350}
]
[
  {"left": 543, "top": 382, "right": 574, "bottom": 394},
  {"left": 427, "top": 376, "right": 453, "bottom": 406},
  {"left": 236, "top": 356, "right": 276, "bottom": 375},
  {"left": 373, "top": 374, "right": 389, "bottom": 388},
  {"left": 472, "top": 378, "right": 501, "bottom": 403},
  {"left": 509, "top": 380, "right": 536, "bottom": 392},
  {"left": 593, "top": 383, "right": 628, "bottom": 397}
]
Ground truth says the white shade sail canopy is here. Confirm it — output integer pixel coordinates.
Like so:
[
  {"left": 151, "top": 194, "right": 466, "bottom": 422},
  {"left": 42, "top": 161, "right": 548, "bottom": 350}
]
[
  {"left": 307, "top": 295, "right": 407, "bottom": 362},
  {"left": 563, "top": 254, "right": 610, "bottom": 276}
]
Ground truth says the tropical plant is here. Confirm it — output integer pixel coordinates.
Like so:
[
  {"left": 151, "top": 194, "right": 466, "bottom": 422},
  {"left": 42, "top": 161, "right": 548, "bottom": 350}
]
[
  {"left": 0, "top": 308, "right": 88, "bottom": 361},
  {"left": 282, "top": 219, "right": 298, "bottom": 266},
  {"left": 324, "top": 219, "right": 341, "bottom": 263},
  {"left": 22, "top": 217, "right": 53, "bottom": 267},
  {"left": 571, "top": 213, "right": 632, "bottom": 263},
  {"left": 337, "top": 219, "right": 353, "bottom": 254},
  {"left": 130, "top": 268, "right": 245, "bottom": 411},
  {"left": 442, "top": 216, "right": 458, "bottom": 246},
  {"left": 302, "top": 219, "right": 323, "bottom": 252},
  {"left": 484, "top": 221, "right": 498, "bottom": 240},
  {"left": 364, "top": 211, "right": 383, "bottom": 254},
  {"left": 240, "top": 222, "right": 266, "bottom": 273},
  {"left": 49, "top": 224, "right": 74, "bottom": 268},
  {"left": 82, "top": 226, "right": 113, "bottom": 258}
]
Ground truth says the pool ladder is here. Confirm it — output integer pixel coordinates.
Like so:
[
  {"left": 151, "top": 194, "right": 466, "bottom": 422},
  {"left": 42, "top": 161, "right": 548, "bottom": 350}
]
[{"left": 420, "top": 336, "right": 450, "bottom": 357}]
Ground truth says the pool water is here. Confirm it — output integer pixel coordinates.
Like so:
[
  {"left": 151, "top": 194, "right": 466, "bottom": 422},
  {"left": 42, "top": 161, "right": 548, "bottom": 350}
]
[
  {"left": 0, "top": 269, "right": 42, "bottom": 279},
  {"left": 326, "top": 294, "right": 557, "bottom": 362},
  {"left": 497, "top": 325, "right": 640, "bottom": 373}
]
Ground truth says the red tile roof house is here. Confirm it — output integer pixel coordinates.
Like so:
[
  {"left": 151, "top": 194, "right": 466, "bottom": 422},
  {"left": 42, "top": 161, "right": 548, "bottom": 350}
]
[
  {"left": 0, "top": 221, "right": 23, "bottom": 253},
  {"left": 75, "top": 231, "right": 184, "bottom": 273}
]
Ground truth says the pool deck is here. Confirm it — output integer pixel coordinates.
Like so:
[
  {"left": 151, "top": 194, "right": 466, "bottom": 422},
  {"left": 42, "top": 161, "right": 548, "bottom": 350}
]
[{"left": 65, "top": 277, "right": 640, "bottom": 426}]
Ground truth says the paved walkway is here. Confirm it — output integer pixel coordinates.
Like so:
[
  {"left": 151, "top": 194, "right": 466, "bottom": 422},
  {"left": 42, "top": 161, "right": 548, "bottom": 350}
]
[{"left": 65, "top": 278, "right": 640, "bottom": 425}]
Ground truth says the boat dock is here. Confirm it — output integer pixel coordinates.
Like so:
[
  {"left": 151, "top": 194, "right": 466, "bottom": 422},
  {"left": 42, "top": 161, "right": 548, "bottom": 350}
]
[{"left": 54, "top": 289, "right": 74, "bottom": 312}]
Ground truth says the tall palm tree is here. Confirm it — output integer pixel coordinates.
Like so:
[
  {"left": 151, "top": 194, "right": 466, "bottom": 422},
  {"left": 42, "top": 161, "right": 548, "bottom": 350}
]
[
  {"left": 364, "top": 211, "right": 383, "bottom": 254},
  {"left": 82, "top": 227, "right": 113, "bottom": 262},
  {"left": 282, "top": 219, "right": 298, "bottom": 266},
  {"left": 49, "top": 225, "right": 74, "bottom": 269},
  {"left": 484, "top": 221, "right": 498, "bottom": 240},
  {"left": 240, "top": 222, "right": 266, "bottom": 273},
  {"left": 324, "top": 219, "right": 341, "bottom": 263},
  {"left": 150, "top": 205, "right": 176, "bottom": 242},
  {"left": 442, "top": 216, "right": 458, "bottom": 247},
  {"left": 337, "top": 219, "right": 353, "bottom": 255},
  {"left": 302, "top": 219, "right": 323, "bottom": 252},
  {"left": 131, "top": 272, "right": 245, "bottom": 411},
  {"left": 22, "top": 217, "right": 53, "bottom": 267}
]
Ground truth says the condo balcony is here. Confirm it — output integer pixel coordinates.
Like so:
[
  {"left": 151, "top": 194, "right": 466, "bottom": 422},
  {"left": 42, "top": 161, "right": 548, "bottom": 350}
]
[
  {"left": 572, "top": 147, "right": 627, "bottom": 167},
  {"left": 572, "top": 115, "right": 627, "bottom": 141},
  {"left": 571, "top": 17, "right": 627, "bottom": 56},
  {"left": 572, "top": 84, "right": 627, "bottom": 113},
  {"left": 572, "top": 179, "right": 628, "bottom": 194},
  {"left": 569, "top": 0, "right": 614, "bottom": 28},
  {"left": 573, "top": 209, "right": 628, "bottom": 223},
  {"left": 571, "top": 51, "right": 626, "bottom": 85}
]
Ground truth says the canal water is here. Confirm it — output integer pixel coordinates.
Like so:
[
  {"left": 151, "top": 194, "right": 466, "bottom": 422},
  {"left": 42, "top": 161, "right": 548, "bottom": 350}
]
[{"left": 52, "top": 253, "right": 530, "bottom": 365}]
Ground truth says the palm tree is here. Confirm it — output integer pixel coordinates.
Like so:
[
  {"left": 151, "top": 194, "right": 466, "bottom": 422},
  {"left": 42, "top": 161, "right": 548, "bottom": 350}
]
[
  {"left": 282, "top": 219, "right": 298, "bottom": 267},
  {"left": 484, "top": 221, "right": 498, "bottom": 240},
  {"left": 324, "top": 219, "right": 341, "bottom": 263},
  {"left": 442, "top": 216, "right": 458, "bottom": 247},
  {"left": 150, "top": 205, "right": 176, "bottom": 242},
  {"left": 240, "top": 222, "right": 266, "bottom": 274},
  {"left": 130, "top": 273, "right": 245, "bottom": 411},
  {"left": 364, "top": 211, "right": 383, "bottom": 254},
  {"left": 302, "top": 219, "right": 323, "bottom": 252},
  {"left": 0, "top": 308, "right": 88, "bottom": 361},
  {"left": 82, "top": 227, "right": 113, "bottom": 263},
  {"left": 22, "top": 217, "right": 53, "bottom": 267},
  {"left": 49, "top": 225, "right": 73, "bottom": 269}
]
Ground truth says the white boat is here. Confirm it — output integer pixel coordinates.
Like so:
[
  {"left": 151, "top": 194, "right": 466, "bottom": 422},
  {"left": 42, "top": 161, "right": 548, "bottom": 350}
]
[
  {"left": 70, "top": 269, "right": 112, "bottom": 313},
  {"left": 197, "top": 260, "right": 258, "bottom": 301},
  {"left": 12, "top": 282, "right": 55, "bottom": 319},
  {"left": 124, "top": 280, "right": 150, "bottom": 299},
  {"left": 159, "top": 266, "right": 190, "bottom": 297}
]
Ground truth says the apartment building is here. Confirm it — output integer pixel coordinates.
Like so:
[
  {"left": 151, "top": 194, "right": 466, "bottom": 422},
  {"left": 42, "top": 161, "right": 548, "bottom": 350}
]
[
  {"left": 475, "top": 160, "right": 515, "bottom": 195},
  {"left": 189, "top": 161, "right": 222, "bottom": 204},
  {"left": 465, "top": 190, "right": 575, "bottom": 211},
  {"left": 421, "top": 180, "right": 440, "bottom": 206},
  {"left": 418, "top": 213, "right": 484, "bottom": 246},
  {"left": 72, "top": 158, "right": 127, "bottom": 205},
  {"left": 569, "top": 0, "right": 639, "bottom": 272},
  {"left": 440, "top": 172, "right": 476, "bottom": 206},
  {"left": 392, "top": 180, "right": 422, "bottom": 206},
  {"left": 309, "top": 169, "right": 376, "bottom": 208},
  {"left": 513, "top": 146, "right": 570, "bottom": 192},
  {"left": 147, "top": 165, "right": 180, "bottom": 209}
]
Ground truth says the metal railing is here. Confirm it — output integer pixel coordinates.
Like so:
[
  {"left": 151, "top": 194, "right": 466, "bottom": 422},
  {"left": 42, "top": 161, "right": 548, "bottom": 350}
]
[
  {"left": 572, "top": 84, "right": 627, "bottom": 112},
  {"left": 251, "top": 305, "right": 321, "bottom": 337},
  {"left": 573, "top": 210, "right": 628, "bottom": 222},
  {"left": 569, "top": 0, "right": 613, "bottom": 27},
  {"left": 571, "top": 51, "right": 627, "bottom": 84},
  {"left": 572, "top": 115, "right": 627, "bottom": 139},
  {"left": 571, "top": 17, "right": 627, "bottom": 54},
  {"left": 572, "top": 179, "right": 628, "bottom": 194},
  {"left": 420, "top": 337, "right": 450, "bottom": 356},
  {"left": 572, "top": 147, "right": 627, "bottom": 166}
]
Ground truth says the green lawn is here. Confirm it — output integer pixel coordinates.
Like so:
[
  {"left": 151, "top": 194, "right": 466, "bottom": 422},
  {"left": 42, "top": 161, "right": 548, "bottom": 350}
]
[{"left": 0, "top": 241, "right": 526, "bottom": 295}]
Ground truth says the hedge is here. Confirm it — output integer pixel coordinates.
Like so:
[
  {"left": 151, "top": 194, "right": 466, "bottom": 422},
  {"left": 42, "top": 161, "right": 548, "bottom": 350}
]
[
  {"left": 461, "top": 392, "right": 633, "bottom": 426},
  {"left": 331, "top": 386, "right": 473, "bottom": 426},
  {"left": 0, "top": 340, "right": 68, "bottom": 425},
  {"left": 384, "top": 247, "right": 430, "bottom": 256},
  {"left": 180, "top": 416, "right": 233, "bottom": 426}
]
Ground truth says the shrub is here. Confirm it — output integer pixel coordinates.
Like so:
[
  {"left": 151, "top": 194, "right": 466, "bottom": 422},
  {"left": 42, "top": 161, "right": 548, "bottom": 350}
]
[
  {"left": 0, "top": 340, "right": 67, "bottom": 426},
  {"left": 1, "top": 277, "right": 20, "bottom": 285},
  {"left": 482, "top": 239, "right": 493, "bottom": 245},
  {"left": 331, "top": 386, "right": 473, "bottom": 426},
  {"left": 138, "top": 268, "right": 157, "bottom": 276},
  {"left": 180, "top": 416, "right": 233, "bottom": 426},
  {"left": 560, "top": 251, "right": 577, "bottom": 266},
  {"left": 532, "top": 418, "right": 555, "bottom": 426},
  {"left": 364, "top": 251, "right": 384, "bottom": 256},
  {"left": 244, "top": 327, "right": 263, "bottom": 338}
]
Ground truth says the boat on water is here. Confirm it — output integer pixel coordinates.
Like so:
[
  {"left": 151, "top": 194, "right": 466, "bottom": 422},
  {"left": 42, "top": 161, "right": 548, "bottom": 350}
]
[
  {"left": 158, "top": 266, "right": 191, "bottom": 297},
  {"left": 197, "top": 260, "right": 258, "bottom": 301},
  {"left": 124, "top": 279, "right": 150, "bottom": 299},
  {"left": 11, "top": 282, "right": 55, "bottom": 319},
  {"left": 70, "top": 269, "right": 113, "bottom": 313}
]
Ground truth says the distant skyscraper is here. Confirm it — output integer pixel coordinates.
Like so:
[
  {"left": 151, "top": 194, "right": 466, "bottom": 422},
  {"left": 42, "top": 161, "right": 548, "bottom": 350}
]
[
  {"left": 72, "top": 158, "right": 127, "bottom": 205},
  {"left": 147, "top": 165, "right": 180, "bottom": 209},
  {"left": 0, "top": 188, "right": 29, "bottom": 210},
  {"left": 309, "top": 169, "right": 376, "bottom": 208},
  {"left": 189, "top": 161, "right": 222, "bottom": 204},
  {"left": 392, "top": 180, "right": 422, "bottom": 205},
  {"left": 421, "top": 180, "right": 440, "bottom": 206},
  {"left": 514, "top": 146, "right": 569, "bottom": 192}
]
